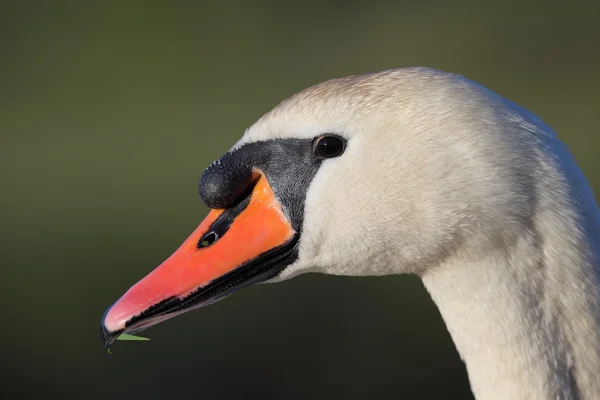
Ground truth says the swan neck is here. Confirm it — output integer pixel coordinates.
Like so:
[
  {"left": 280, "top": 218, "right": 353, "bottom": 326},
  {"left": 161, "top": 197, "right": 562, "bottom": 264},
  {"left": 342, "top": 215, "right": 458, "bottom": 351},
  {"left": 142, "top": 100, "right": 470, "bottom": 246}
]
[{"left": 422, "top": 234, "right": 600, "bottom": 400}]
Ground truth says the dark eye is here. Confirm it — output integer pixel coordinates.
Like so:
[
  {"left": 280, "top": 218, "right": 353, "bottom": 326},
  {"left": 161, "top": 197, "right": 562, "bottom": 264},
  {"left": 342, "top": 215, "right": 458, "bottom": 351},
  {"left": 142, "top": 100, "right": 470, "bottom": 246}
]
[{"left": 314, "top": 135, "right": 346, "bottom": 158}]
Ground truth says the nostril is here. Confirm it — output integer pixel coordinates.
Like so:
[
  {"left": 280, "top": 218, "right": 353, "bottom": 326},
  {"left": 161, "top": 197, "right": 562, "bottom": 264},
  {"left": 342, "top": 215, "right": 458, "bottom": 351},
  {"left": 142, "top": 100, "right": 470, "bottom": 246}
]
[{"left": 198, "top": 232, "right": 218, "bottom": 248}]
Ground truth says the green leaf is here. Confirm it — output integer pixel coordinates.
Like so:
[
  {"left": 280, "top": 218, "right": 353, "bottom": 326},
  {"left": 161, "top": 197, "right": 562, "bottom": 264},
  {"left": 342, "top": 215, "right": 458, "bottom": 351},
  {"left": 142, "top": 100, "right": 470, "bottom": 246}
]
[{"left": 117, "top": 333, "right": 151, "bottom": 341}]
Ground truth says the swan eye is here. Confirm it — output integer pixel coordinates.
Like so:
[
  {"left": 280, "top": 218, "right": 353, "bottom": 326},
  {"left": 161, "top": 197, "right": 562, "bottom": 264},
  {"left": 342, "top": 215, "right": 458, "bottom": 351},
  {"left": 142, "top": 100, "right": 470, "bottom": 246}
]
[{"left": 314, "top": 135, "right": 346, "bottom": 158}]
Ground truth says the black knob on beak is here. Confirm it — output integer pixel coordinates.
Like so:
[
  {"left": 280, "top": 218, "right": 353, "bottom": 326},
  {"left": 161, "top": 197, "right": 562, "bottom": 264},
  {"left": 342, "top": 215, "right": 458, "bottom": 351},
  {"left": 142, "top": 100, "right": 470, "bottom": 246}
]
[{"left": 198, "top": 151, "right": 255, "bottom": 209}]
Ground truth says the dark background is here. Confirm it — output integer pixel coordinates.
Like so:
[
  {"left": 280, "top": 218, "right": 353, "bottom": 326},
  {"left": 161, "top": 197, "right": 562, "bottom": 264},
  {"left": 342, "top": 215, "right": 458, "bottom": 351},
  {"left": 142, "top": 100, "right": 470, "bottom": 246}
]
[{"left": 1, "top": 1, "right": 599, "bottom": 399}]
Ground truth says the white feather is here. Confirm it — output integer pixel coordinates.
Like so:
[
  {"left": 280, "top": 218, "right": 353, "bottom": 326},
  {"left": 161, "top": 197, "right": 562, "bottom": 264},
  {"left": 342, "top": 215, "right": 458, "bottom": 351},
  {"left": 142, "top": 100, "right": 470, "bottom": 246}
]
[{"left": 235, "top": 68, "right": 600, "bottom": 400}]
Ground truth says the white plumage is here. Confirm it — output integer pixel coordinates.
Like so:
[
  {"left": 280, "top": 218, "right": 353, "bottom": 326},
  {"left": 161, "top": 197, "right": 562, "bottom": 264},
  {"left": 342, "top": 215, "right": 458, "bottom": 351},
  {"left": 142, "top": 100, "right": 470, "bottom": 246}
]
[{"left": 236, "top": 68, "right": 600, "bottom": 400}]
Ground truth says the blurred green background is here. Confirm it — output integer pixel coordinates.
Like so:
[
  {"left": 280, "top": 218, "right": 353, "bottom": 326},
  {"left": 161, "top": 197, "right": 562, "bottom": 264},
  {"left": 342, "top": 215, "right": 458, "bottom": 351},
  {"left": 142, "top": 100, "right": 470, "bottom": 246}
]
[{"left": 1, "top": 1, "right": 599, "bottom": 399}]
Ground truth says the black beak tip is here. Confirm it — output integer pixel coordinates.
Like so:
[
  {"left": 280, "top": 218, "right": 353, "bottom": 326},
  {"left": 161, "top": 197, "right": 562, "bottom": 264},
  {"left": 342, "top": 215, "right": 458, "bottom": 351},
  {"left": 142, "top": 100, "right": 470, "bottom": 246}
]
[
  {"left": 100, "top": 308, "right": 121, "bottom": 349},
  {"left": 100, "top": 322, "right": 119, "bottom": 349}
]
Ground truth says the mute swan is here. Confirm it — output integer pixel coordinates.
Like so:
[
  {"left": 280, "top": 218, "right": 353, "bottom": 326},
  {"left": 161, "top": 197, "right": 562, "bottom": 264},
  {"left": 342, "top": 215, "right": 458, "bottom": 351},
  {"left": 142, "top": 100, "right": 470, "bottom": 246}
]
[{"left": 101, "top": 68, "right": 600, "bottom": 400}]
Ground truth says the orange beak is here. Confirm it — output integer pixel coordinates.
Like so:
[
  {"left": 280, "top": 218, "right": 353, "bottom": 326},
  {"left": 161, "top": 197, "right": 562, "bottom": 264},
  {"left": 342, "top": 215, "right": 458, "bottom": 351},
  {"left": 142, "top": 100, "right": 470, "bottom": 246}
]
[{"left": 100, "top": 172, "right": 297, "bottom": 347}]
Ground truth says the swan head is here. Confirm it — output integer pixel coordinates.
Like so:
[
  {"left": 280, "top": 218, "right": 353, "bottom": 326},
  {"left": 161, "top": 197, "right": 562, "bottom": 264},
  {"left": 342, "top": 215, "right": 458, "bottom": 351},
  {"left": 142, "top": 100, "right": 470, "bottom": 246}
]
[
  {"left": 242, "top": 67, "right": 537, "bottom": 281},
  {"left": 101, "top": 67, "right": 539, "bottom": 346}
]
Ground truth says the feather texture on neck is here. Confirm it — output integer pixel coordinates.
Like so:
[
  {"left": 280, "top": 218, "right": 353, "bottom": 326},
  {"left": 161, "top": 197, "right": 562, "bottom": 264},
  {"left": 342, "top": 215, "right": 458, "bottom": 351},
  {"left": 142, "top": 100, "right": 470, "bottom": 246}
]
[{"left": 423, "top": 119, "right": 600, "bottom": 400}]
